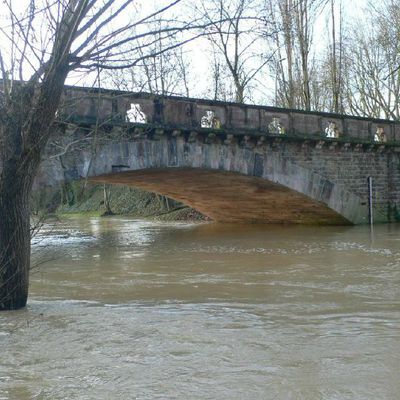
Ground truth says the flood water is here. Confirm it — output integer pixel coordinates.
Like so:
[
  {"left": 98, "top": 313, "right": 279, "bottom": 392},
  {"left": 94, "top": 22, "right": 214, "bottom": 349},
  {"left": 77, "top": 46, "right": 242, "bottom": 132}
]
[{"left": 1, "top": 217, "right": 400, "bottom": 399}]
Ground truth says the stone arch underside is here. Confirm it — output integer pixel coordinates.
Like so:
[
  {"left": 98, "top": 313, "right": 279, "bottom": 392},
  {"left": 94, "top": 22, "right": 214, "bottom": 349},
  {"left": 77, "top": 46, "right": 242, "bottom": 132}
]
[
  {"left": 43, "top": 138, "right": 367, "bottom": 225},
  {"left": 90, "top": 168, "right": 351, "bottom": 225}
]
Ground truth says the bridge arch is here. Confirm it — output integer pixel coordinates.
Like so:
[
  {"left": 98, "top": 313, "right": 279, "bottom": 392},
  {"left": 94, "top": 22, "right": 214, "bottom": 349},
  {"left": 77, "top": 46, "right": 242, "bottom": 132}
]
[
  {"left": 33, "top": 85, "right": 400, "bottom": 224},
  {"left": 58, "top": 136, "right": 367, "bottom": 225}
]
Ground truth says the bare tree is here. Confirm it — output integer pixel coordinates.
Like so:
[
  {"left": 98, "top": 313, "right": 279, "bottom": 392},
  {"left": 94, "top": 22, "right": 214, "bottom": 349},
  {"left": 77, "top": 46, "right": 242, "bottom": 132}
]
[
  {"left": 342, "top": 1, "right": 400, "bottom": 119},
  {"left": 265, "top": 0, "right": 326, "bottom": 110},
  {"left": 198, "top": 0, "right": 270, "bottom": 103},
  {"left": 310, "top": 0, "right": 347, "bottom": 113},
  {"left": 208, "top": 46, "right": 234, "bottom": 101},
  {"left": 329, "top": 0, "right": 341, "bottom": 113},
  {"left": 104, "top": 14, "right": 193, "bottom": 97},
  {"left": 0, "top": 0, "right": 206, "bottom": 310}
]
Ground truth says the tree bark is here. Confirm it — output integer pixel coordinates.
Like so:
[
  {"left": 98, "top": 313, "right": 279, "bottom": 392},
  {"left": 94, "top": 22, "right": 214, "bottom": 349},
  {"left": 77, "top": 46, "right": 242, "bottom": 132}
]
[
  {"left": 0, "top": 168, "right": 32, "bottom": 310},
  {"left": 0, "top": 70, "right": 69, "bottom": 310},
  {"left": 0, "top": 89, "right": 40, "bottom": 310}
]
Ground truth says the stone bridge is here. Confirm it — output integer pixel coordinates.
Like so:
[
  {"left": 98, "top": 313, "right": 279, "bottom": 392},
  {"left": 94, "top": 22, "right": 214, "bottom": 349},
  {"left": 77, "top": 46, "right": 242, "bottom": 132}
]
[{"left": 36, "top": 86, "right": 400, "bottom": 224}]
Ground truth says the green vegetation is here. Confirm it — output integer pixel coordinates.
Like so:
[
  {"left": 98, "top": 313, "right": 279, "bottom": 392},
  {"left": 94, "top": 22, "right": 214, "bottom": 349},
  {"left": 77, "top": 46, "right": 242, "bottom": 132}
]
[{"left": 32, "top": 181, "right": 207, "bottom": 222}]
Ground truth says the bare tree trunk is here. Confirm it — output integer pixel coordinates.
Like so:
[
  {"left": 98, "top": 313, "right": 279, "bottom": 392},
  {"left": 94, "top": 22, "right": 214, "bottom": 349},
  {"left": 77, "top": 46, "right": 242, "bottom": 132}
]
[
  {"left": 0, "top": 85, "right": 35, "bottom": 309},
  {"left": 331, "top": 0, "right": 339, "bottom": 113},
  {"left": 103, "top": 184, "right": 113, "bottom": 215},
  {"left": 0, "top": 177, "right": 32, "bottom": 310},
  {"left": 280, "top": 0, "right": 295, "bottom": 108},
  {"left": 235, "top": 80, "right": 245, "bottom": 103},
  {"left": 0, "top": 68, "right": 68, "bottom": 310},
  {"left": 296, "top": 0, "right": 311, "bottom": 111}
]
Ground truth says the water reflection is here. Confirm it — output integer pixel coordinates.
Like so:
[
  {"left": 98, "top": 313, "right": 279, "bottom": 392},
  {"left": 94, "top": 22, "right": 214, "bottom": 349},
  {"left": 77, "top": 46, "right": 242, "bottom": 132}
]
[{"left": 1, "top": 217, "right": 400, "bottom": 399}]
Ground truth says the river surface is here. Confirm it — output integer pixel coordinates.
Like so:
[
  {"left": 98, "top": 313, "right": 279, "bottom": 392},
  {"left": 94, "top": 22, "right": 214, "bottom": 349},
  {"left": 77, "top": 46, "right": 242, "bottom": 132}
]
[{"left": 1, "top": 217, "right": 400, "bottom": 399}]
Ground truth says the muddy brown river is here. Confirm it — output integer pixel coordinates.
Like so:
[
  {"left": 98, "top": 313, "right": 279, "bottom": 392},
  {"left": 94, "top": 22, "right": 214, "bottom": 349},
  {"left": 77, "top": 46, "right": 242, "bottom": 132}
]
[{"left": 1, "top": 217, "right": 400, "bottom": 399}]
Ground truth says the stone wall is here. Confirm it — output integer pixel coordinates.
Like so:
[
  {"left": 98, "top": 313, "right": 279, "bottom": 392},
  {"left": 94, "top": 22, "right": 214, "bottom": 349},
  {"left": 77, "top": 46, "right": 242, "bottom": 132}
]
[{"left": 263, "top": 141, "right": 400, "bottom": 222}]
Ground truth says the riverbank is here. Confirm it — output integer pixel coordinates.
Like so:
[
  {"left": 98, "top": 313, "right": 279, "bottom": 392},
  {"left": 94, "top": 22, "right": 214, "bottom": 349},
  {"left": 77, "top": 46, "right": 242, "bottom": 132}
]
[{"left": 32, "top": 181, "right": 208, "bottom": 222}]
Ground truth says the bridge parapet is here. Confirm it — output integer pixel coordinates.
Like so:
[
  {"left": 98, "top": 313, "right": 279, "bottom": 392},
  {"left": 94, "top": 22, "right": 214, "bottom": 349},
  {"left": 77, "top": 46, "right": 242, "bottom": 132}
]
[{"left": 60, "top": 86, "right": 400, "bottom": 144}]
